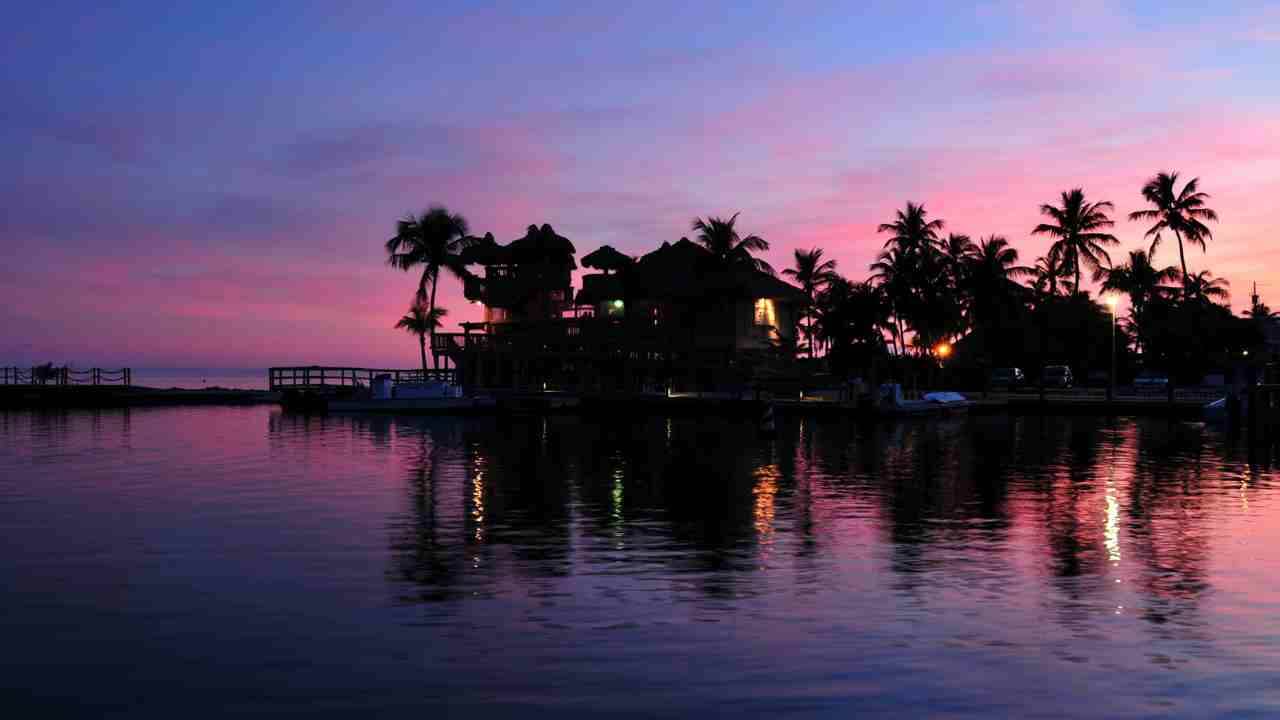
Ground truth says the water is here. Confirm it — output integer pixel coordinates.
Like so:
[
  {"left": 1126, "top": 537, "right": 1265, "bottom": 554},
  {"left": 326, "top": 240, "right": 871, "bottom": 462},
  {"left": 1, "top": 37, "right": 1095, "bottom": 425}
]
[
  {"left": 131, "top": 368, "right": 268, "bottom": 390},
  {"left": 2, "top": 407, "right": 1280, "bottom": 717}
]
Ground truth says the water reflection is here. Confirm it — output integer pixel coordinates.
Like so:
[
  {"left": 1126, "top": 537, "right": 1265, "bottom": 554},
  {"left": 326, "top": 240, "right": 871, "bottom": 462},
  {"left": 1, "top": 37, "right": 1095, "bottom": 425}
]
[
  {"left": 7, "top": 407, "right": 1280, "bottom": 716},
  {"left": 295, "top": 411, "right": 1255, "bottom": 642}
]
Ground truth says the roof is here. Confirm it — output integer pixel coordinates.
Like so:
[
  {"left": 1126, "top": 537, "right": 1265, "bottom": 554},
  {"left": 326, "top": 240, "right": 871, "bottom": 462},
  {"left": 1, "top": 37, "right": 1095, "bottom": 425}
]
[
  {"left": 626, "top": 238, "right": 804, "bottom": 301},
  {"left": 580, "top": 245, "right": 633, "bottom": 272},
  {"left": 461, "top": 224, "right": 577, "bottom": 269}
]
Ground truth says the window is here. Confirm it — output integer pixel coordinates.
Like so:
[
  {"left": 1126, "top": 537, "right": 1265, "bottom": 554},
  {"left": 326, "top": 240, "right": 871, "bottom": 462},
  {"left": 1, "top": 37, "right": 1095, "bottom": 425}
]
[
  {"left": 753, "top": 298, "right": 776, "bottom": 327},
  {"left": 606, "top": 299, "right": 625, "bottom": 318}
]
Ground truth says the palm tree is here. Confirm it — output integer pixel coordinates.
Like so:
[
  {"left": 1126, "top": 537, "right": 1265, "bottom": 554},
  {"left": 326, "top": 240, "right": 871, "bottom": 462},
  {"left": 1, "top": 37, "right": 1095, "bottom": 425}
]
[
  {"left": 1182, "top": 270, "right": 1229, "bottom": 306},
  {"left": 783, "top": 247, "right": 839, "bottom": 358},
  {"left": 395, "top": 304, "right": 448, "bottom": 373},
  {"left": 869, "top": 246, "right": 913, "bottom": 356},
  {"left": 1031, "top": 251, "right": 1071, "bottom": 299},
  {"left": 385, "top": 206, "right": 478, "bottom": 357},
  {"left": 815, "top": 277, "right": 891, "bottom": 357},
  {"left": 690, "top": 213, "right": 773, "bottom": 274},
  {"left": 1100, "top": 249, "right": 1179, "bottom": 353},
  {"left": 878, "top": 202, "right": 944, "bottom": 255},
  {"left": 1128, "top": 171, "right": 1219, "bottom": 298},
  {"left": 1032, "top": 189, "right": 1119, "bottom": 295},
  {"left": 871, "top": 203, "right": 949, "bottom": 353},
  {"left": 963, "top": 235, "right": 1031, "bottom": 323}
]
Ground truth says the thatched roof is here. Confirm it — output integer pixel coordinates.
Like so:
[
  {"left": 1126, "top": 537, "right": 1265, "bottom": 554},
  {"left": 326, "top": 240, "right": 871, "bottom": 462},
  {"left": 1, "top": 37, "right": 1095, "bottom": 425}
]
[
  {"left": 627, "top": 238, "right": 804, "bottom": 301},
  {"left": 460, "top": 225, "right": 576, "bottom": 269},
  {"left": 581, "top": 244, "right": 633, "bottom": 272}
]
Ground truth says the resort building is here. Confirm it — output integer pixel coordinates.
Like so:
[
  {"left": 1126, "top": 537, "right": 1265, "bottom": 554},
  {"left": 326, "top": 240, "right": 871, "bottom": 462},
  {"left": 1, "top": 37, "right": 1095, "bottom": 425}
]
[{"left": 435, "top": 227, "right": 804, "bottom": 393}]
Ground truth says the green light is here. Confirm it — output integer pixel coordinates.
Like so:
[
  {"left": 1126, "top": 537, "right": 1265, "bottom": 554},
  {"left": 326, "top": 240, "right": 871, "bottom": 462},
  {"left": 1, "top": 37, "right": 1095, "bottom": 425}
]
[{"left": 612, "top": 299, "right": 624, "bottom": 309}]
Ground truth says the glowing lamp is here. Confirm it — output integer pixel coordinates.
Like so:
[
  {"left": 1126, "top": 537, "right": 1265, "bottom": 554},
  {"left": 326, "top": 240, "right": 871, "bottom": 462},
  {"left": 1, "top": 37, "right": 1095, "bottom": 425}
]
[{"left": 935, "top": 342, "right": 952, "bottom": 359}]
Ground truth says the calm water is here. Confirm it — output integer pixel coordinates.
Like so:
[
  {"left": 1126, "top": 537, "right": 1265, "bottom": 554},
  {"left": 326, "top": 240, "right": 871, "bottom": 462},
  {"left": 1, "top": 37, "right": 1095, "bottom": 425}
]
[
  {"left": 131, "top": 368, "right": 267, "bottom": 390},
  {"left": 3, "top": 407, "right": 1280, "bottom": 717}
]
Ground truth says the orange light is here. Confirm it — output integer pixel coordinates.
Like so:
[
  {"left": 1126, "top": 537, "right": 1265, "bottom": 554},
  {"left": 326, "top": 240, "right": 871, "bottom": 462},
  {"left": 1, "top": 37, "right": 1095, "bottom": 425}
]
[{"left": 935, "top": 342, "right": 952, "bottom": 359}]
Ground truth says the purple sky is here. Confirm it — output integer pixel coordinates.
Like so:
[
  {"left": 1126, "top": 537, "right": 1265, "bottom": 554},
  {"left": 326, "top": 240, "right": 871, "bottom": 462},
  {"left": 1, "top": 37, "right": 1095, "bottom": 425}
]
[{"left": 3, "top": 1, "right": 1279, "bottom": 367}]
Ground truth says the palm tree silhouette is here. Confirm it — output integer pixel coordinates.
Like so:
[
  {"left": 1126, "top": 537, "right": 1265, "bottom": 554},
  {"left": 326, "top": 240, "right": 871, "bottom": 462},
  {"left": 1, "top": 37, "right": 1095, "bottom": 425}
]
[
  {"left": 963, "top": 235, "right": 1031, "bottom": 321},
  {"left": 395, "top": 304, "right": 448, "bottom": 373},
  {"left": 690, "top": 213, "right": 773, "bottom": 274},
  {"left": 783, "top": 247, "right": 839, "bottom": 358},
  {"left": 1182, "top": 270, "right": 1229, "bottom": 306},
  {"left": 872, "top": 202, "right": 947, "bottom": 355},
  {"left": 1032, "top": 188, "right": 1119, "bottom": 296},
  {"left": 1100, "top": 250, "right": 1179, "bottom": 353},
  {"left": 878, "top": 202, "right": 944, "bottom": 255},
  {"left": 1128, "top": 172, "right": 1219, "bottom": 299},
  {"left": 385, "top": 206, "right": 478, "bottom": 359},
  {"left": 1031, "top": 252, "right": 1066, "bottom": 298},
  {"left": 815, "top": 277, "right": 890, "bottom": 358},
  {"left": 869, "top": 246, "right": 913, "bottom": 356}
]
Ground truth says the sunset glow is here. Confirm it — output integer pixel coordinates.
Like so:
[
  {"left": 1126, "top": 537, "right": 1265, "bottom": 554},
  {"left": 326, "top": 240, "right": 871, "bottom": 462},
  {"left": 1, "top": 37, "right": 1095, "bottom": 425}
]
[{"left": 3, "top": 2, "right": 1278, "bottom": 368}]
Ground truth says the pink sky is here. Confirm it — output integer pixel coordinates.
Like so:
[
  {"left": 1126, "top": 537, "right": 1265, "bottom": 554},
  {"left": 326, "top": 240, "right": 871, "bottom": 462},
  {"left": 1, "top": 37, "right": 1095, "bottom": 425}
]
[{"left": 2, "top": 2, "right": 1278, "bottom": 368}]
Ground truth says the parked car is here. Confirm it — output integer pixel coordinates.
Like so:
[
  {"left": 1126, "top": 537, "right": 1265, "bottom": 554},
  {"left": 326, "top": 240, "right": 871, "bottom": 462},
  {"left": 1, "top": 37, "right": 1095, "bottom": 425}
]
[
  {"left": 1041, "top": 365, "right": 1074, "bottom": 389},
  {"left": 989, "top": 367, "right": 1025, "bottom": 389},
  {"left": 1134, "top": 370, "right": 1169, "bottom": 391}
]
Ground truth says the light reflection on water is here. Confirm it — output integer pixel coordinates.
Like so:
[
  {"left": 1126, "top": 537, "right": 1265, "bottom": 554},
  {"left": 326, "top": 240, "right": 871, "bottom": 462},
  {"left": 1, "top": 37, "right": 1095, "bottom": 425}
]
[{"left": 2, "top": 407, "right": 1280, "bottom": 717}]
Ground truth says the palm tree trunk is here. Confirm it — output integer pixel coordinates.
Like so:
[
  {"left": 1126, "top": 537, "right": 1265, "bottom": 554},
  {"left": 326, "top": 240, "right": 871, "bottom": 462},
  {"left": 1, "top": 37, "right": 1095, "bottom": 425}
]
[
  {"left": 1173, "top": 229, "right": 1189, "bottom": 300},
  {"left": 427, "top": 267, "right": 440, "bottom": 368},
  {"left": 419, "top": 334, "right": 428, "bottom": 374}
]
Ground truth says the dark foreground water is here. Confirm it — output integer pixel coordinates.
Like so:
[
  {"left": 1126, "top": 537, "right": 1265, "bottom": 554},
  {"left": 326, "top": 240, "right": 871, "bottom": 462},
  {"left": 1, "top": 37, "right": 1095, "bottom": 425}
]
[{"left": 3, "top": 407, "right": 1280, "bottom": 718}]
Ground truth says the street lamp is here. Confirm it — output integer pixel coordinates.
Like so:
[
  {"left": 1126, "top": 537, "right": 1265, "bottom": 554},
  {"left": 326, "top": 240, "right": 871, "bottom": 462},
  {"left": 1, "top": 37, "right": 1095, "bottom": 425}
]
[{"left": 1105, "top": 295, "right": 1118, "bottom": 402}]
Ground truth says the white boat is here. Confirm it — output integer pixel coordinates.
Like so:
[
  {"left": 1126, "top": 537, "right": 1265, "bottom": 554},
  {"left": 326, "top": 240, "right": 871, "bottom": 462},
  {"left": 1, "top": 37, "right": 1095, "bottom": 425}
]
[
  {"left": 326, "top": 375, "right": 495, "bottom": 414},
  {"left": 876, "top": 384, "right": 973, "bottom": 416}
]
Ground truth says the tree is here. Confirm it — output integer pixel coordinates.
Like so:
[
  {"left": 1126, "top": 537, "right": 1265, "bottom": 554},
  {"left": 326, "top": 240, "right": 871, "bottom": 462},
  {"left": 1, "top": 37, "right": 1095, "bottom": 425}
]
[
  {"left": 814, "top": 277, "right": 890, "bottom": 375},
  {"left": 1032, "top": 188, "right": 1119, "bottom": 295},
  {"left": 395, "top": 304, "right": 448, "bottom": 373},
  {"left": 869, "top": 246, "right": 912, "bottom": 356},
  {"left": 1031, "top": 251, "right": 1072, "bottom": 299},
  {"left": 782, "top": 247, "right": 839, "bottom": 358},
  {"left": 872, "top": 202, "right": 950, "bottom": 354},
  {"left": 878, "top": 202, "right": 945, "bottom": 255},
  {"left": 1182, "top": 270, "right": 1229, "bottom": 306},
  {"left": 1100, "top": 249, "right": 1179, "bottom": 353},
  {"left": 690, "top": 213, "right": 773, "bottom": 274},
  {"left": 963, "top": 235, "right": 1032, "bottom": 327},
  {"left": 385, "top": 206, "right": 478, "bottom": 360},
  {"left": 1128, "top": 171, "right": 1219, "bottom": 299}
]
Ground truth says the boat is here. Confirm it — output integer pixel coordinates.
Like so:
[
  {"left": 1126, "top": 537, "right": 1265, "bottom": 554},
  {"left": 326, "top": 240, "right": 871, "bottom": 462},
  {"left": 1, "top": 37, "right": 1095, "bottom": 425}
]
[
  {"left": 875, "top": 384, "right": 973, "bottom": 417},
  {"left": 325, "top": 375, "right": 496, "bottom": 414}
]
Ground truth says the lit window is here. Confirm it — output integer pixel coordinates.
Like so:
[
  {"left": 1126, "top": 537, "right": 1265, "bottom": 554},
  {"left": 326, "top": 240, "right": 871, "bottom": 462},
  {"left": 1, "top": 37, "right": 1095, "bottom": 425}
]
[
  {"left": 606, "top": 299, "right": 624, "bottom": 317},
  {"left": 754, "top": 298, "right": 776, "bottom": 326}
]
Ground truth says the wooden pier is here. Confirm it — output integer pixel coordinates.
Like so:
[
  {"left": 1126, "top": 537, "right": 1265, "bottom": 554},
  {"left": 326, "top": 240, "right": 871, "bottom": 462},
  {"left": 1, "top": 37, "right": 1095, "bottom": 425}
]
[
  {"left": 268, "top": 366, "right": 455, "bottom": 391},
  {"left": 2, "top": 366, "right": 132, "bottom": 386}
]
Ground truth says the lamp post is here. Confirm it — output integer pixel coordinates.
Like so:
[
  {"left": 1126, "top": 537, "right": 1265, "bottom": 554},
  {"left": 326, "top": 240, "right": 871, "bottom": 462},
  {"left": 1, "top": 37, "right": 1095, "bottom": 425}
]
[{"left": 1105, "top": 295, "right": 1118, "bottom": 403}]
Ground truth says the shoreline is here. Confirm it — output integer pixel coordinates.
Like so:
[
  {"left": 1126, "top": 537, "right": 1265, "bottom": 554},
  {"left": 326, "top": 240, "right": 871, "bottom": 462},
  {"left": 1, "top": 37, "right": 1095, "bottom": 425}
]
[{"left": 1, "top": 383, "right": 1211, "bottom": 419}]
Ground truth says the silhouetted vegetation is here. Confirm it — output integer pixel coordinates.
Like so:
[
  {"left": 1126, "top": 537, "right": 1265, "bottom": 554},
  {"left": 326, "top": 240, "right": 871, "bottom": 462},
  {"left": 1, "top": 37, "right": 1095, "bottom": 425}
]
[
  {"left": 395, "top": 303, "right": 447, "bottom": 373},
  {"left": 386, "top": 171, "right": 1271, "bottom": 388}
]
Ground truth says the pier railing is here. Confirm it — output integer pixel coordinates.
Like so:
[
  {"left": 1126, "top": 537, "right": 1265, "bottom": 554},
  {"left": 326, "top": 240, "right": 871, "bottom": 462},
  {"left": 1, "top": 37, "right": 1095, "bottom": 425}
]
[
  {"left": 268, "top": 366, "right": 456, "bottom": 391},
  {"left": 1, "top": 367, "right": 132, "bottom": 386}
]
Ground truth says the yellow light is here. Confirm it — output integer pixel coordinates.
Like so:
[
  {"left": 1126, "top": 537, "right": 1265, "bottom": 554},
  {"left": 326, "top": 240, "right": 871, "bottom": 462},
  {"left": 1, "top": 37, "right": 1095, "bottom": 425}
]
[
  {"left": 1105, "top": 294, "right": 1119, "bottom": 311},
  {"left": 612, "top": 299, "right": 624, "bottom": 309},
  {"left": 935, "top": 342, "right": 952, "bottom": 359}
]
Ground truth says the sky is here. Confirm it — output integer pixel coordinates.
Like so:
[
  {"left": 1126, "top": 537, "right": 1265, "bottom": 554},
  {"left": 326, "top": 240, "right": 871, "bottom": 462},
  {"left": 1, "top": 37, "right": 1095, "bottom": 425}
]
[{"left": 2, "top": 1, "right": 1279, "bottom": 368}]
